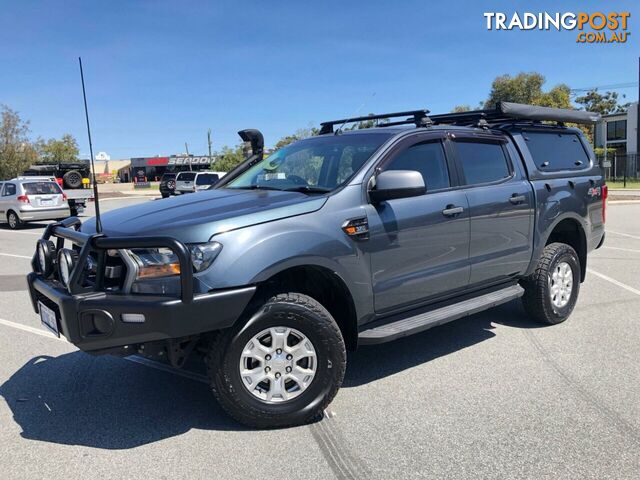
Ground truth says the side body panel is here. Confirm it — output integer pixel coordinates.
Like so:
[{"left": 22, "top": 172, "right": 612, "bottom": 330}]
[{"left": 204, "top": 186, "right": 376, "bottom": 324}]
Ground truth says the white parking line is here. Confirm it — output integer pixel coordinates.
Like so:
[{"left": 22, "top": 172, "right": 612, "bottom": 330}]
[
  {"left": 0, "top": 229, "right": 42, "bottom": 235},
  {"left": 607, "top": 230, "right": 640, "bottom": 241},
  {"left": 0, "top": 317, "right": 66, "bottom": 341},
  {"left": 602, "top": 246, "right": 640, "bottom": 254},
  {"left": 0, "top": 252, "right": 31, "bottom": 259},
  {"left": 587, "top": 269, "right": 640, "bottom": 297},
  {"left": 0, "top": 317, "right": 208, "bottom": 383}
]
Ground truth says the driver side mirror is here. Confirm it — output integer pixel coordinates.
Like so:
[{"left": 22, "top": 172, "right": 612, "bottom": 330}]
[{"left": 368, "top": 170, "right": 426, "bottom": 203}]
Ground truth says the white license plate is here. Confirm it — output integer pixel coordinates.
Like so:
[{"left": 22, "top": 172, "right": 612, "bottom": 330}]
[
  {"left": 39, "top": 301, "right": 60, "bottom": 337},
  {"left": 41, "top": 200, "right": 53, "bottom": 206}
]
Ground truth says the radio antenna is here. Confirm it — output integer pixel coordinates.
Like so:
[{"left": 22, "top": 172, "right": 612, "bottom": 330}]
[
  {"left": 78, "top": 57, "right": 102, "bottom": 233},
  {"left": 335, "top": 92, "right": 376, "bottom": 134}
]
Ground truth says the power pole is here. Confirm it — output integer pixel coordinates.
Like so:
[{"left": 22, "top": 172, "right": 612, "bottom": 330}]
[
  {"left": 184, "top": 142, "right": 191, "bottom": 171},
  {"left": 207, "top": 129, "right": 213, "bottom": 169}
]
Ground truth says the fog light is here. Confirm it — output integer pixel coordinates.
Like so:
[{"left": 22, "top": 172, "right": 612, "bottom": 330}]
[
  {"left": 35, "top": 239, "right": 56, "bottom": 277},
  {"left": 121, "top": 313, "right": 145, "bottom": 323},
  {"left": 57, "top": 248, "right": 79, "bottom": 288}
]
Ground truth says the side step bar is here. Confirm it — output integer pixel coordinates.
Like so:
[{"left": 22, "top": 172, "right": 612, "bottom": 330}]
[{"left": 358, "top": 284, "right": 524, "bottom": 345}]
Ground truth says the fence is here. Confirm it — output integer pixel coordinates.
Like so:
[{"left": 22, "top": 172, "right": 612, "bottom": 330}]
[{"left": 598, "top": 154, "right": 639, "bottom": 184}]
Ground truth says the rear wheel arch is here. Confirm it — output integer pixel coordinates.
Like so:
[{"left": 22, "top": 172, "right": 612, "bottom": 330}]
[{"left": 543, "top": 217, "right": 587, "bottom": 282}]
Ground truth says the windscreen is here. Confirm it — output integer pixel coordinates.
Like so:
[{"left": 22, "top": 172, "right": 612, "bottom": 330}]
[
  {"left": 177, "top": 172, "right": 196, "bottom": 181},
  {"left": 23, "top": 182, "right": 62, "bottom": 195},
  {"left": 225, "top": 133, "right": 392, "bottom": 192}
]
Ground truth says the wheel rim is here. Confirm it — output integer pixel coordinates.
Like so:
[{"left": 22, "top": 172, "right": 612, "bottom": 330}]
[
  {"left": 8, "top": 213, "right": 16, "bottom": 228},
  {"left": 239, "top": 326, "right": 317, "bottom": 403},
  {"left": 549, "top": 261, "right": 573, "bottom": 308}
]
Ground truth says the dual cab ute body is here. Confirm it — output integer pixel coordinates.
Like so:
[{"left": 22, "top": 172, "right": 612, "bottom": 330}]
[{"left": 27, "top": 103, "right": 606, "bottom": 427}]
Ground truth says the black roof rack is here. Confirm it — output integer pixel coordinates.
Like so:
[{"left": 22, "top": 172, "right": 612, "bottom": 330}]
[
  {"left": 319, "top": 102, "right": 601, "bottom": 134},
  {"left": 430, "top": 102, "right": 601, "bottom": 127},
  {"left": 319, "top": 109, "right": 431, "bottom": 134}
]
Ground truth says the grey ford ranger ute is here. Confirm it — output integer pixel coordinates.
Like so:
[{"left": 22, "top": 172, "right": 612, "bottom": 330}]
[{"left": 27, "top": 102, "right": 606, "bottom": 428}]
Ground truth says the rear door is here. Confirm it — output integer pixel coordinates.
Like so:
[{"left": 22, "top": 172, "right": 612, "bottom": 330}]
[
  {"left": 451, "top": 135, "right": 534, "bottom": 286},
  {"left": 1, "top": 183, "right": 17, "bottom": 217},
  {"left": 366, "top": 133, "right": 471, "bottom": 312}
]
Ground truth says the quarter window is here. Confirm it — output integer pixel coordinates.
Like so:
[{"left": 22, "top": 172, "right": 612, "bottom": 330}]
[
  {"left": 524, "top": 131, "right": 590, "bottom": 170},
  {"left": 384, "top": 141, "right": 450, "bottom": 191},
  {"left": 456, "top": 141, "right": 511, "bottom": 185}
]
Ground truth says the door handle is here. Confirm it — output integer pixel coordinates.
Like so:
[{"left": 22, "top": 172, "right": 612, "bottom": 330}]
[
  {"left": 509, "top": 194, "right": 526, "bottom": 205},
  {"left": 442, "top": 205, "right": 464, "bottom": 217}
]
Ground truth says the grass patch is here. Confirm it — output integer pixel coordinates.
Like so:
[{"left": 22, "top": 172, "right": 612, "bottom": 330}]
[{"left": 607, "top": 181, "right": 640, "bottom": 189}]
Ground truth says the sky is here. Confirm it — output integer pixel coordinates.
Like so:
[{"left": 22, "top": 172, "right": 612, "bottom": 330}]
[{"left": 1, "top": 0, "right": 638, "bottom": 158}]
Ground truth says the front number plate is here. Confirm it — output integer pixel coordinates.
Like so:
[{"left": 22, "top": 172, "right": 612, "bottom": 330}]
[{"left": 39, "top": 301, "right": 60, "bottom": 337}]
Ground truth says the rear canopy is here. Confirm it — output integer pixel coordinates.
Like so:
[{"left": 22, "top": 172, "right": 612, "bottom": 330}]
[{"left": 498, "top": 102, "right": 601, "bottom": 124}]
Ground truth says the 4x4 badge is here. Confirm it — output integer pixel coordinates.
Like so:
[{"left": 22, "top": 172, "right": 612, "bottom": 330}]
[{"left": 587, "top": 186, "right": 601, "bottom": 198}]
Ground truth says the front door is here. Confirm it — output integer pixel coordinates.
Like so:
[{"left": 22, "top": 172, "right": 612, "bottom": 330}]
[{"left": 366, "top": 136, "right": 470, "bottom": 313}]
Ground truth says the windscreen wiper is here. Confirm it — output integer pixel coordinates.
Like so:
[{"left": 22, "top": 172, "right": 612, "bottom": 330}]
[
  {"left": 282, "top": 186, "right": 332, "bottom": 194},
  {"left": 231, "top": 185, "right": 282, "bottom": 191}
]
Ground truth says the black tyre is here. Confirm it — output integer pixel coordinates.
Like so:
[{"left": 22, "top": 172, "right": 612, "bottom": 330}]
[
  {"left": 206, "top": 292, "right": 346, "bottom": 428},
  {"left": 521, "top": 242, "right": 581, "bottom": 325},
  {"left": 70, "top": 206, "right": 79, "bottom": 217},
  {"left": 7, "top": 211, "right": 23, "bottom": 230},
  {"left": 63, "top": 170, "right": 83, "bottom": 189}
]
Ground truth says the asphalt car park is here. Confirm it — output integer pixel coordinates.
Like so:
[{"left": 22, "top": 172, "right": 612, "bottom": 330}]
[{"left": 0, "top": 196, "right": 639, "bottom": 480}]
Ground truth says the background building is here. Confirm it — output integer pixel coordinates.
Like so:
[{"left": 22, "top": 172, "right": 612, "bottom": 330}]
[
  {"left": 594, "top": 102, "right": 638, "bottom": 154},
  {"left": 594, "top": 102, "right": 639, "bottom": 181}
]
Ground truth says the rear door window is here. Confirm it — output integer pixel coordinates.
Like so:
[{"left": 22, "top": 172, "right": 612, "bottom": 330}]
[
  {"left": 3, "top": 183, "right": 16, "bottom": 196},
  {"left": 23, "top": 182, "right": 62, "bottom": 195},
  {"left": 455, "top": 141, "right": 511, "bottom": 185},
  {"left": 384, "top": 141, "right": 450, "bottom": 191},
  {"left": 524, "top": 131, "right": 590, "bottom": 170}
]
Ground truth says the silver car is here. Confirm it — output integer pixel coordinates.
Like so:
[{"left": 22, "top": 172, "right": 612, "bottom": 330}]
[
  {"left": 0, "top": 178, "right": 70, "bottom": 229},
  {"left": 175, "top": 171, "right": 221, "bottom": 194}
]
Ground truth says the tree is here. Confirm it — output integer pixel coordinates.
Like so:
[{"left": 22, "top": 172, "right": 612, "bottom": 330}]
[
  {"left": 451, "top": 105, "right": 472, "bottom": 113},
  {"left": 0, "top": 105, "right": 38, "bottom": 179},
  {"left": 212, "top": 144, "right": 245, "bottom": 172},
  {"left": 273, "top": 127, "right": 320, "bottom": 151},
  {"left": 574, "top": 89, "right": 628, "bottom": 115},
  {"left": 38, "top": 134, "right": 79, "bottom": 162},
  {"left": 485, "top": 72, "right": 572, "bottom": 109}
]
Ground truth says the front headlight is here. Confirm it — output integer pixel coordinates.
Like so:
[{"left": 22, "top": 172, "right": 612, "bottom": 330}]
[{"left": 128, "top": 241, "right": 222, "bottom": 280}]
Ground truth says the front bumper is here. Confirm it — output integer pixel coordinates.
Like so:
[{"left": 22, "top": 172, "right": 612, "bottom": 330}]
[{"left": 27, "top": 217, "right": 256, "bottom": 352}]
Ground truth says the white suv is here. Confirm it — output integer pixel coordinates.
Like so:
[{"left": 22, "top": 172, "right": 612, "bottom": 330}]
[
  {"left": 0, "top": 179, "right": 70, "bottom": 229},
  {"left": 175, "top": 171, "right": 224, "bottom": 194}
]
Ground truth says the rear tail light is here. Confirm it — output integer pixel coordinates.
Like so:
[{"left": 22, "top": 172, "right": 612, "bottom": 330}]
[
  {"left": 55, "top": 178, "right": 63, "bottom": 187},
  {"left": 17, "top": 195, "right": 30, "bottom": 203},
  {"left": 602, "top": 184, "right": 608, "bottom": 223}
]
